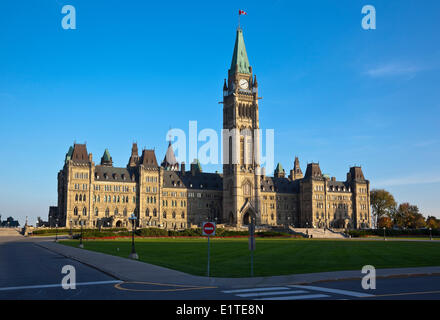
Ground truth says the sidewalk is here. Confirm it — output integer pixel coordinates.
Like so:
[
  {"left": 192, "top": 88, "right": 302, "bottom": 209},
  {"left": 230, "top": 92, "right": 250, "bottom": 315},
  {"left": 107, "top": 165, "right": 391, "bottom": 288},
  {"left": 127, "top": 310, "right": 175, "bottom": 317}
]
[{"left": 34, "top": 238, "right": 440, "bottom": 289}]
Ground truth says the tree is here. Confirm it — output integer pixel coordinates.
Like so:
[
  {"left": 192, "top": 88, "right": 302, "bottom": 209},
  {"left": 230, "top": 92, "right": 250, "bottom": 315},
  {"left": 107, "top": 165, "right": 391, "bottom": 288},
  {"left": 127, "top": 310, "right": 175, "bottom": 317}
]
[
  {"left": 378, "top": 216, "right": 393, "bottom": 228},
  {"left": 370, "top": 189, "right": 396, "bottom": 228},
  {"left": 426, "top": 216, "right": 440, "bottom": 229},
  {"left": 394, "top": 203, "right": 425, "bottom": 229}
]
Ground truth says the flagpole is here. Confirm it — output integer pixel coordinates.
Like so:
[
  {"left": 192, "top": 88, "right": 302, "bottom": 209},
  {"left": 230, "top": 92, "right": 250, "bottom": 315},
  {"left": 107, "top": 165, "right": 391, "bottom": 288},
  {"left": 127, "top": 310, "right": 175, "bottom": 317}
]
[{"left": 238, "top": 12, "right": 240, "bottom": 29}]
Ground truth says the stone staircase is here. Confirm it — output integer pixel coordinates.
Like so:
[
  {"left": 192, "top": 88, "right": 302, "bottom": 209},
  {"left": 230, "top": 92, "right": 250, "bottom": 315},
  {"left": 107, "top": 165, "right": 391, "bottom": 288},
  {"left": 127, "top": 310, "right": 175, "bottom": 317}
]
[{"left": 289, "top": 227, "right": 348, "bottom": 239}]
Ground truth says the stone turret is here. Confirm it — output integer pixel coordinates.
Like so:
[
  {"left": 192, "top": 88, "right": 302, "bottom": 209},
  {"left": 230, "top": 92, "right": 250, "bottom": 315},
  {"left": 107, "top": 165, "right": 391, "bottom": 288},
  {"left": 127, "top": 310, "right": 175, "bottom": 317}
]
[
  {"left": 128, "top": 143, "right": 139, "bottom": 167},
  {"left": 274, "top": 163, "right": 285, "bottom": 178},
  {"left": 100, "top": 149, "right": 113, "bottom": 166},
  {"left": 161, "top": 141, "right": 179, "bottom": 171},
  {"left": 289, "top": 156, "right": 303, "bottom": 180}
]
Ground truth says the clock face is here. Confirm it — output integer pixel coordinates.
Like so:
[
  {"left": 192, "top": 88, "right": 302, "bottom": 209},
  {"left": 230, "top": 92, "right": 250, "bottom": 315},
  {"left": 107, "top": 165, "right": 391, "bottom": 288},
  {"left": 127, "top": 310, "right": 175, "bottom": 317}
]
[{"left": 239, "top": 79, "right": 248, "bottom": 89}]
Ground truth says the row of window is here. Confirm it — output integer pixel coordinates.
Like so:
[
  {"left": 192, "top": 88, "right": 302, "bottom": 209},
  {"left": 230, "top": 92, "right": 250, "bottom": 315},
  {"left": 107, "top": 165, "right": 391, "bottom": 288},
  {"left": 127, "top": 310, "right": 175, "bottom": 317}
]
[
  {"left": 95, "top": 185, "right": 134, "bottom": 192},
  {"left": 162, "top": 191, "right": 187, "bottom": 197},
  {"left": 93, "top": 195, "right": 137, "bottom": 204},
  {"left": 162, "top": 211, "right": 185, "bottom": 219},
  {"left": 146, "top": 186, "right": 158, "bottom": 193},
  {"left": 162, "top": 199, "right": 187, "bottom": 207},
  {"left": 146, "top": 196, "right": 157, "bottom": 204},
  {"left": 146, "top": 176, "right": 158, "bottom": 183},
  {"left": 74, "top": 184, "right": 88, "bottom": 191},
  {"left": 74, "top": 172, "right": 89, "bottom": 179},
  {"left": 75, "top": 194, "right": 87, "bottom": 202}
]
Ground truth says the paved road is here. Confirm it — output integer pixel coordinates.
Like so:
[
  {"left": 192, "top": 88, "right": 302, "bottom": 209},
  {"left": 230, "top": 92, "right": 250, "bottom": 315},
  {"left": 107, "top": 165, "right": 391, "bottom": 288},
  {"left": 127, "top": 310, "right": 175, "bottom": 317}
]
[{"left": 1, "top": 235, "right": 439, "bottom": 300}]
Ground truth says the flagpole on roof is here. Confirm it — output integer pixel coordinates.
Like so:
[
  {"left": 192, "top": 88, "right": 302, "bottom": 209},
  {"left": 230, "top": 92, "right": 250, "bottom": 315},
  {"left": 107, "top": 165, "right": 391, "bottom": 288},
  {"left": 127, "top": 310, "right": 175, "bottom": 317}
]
[{"left": 238, "top": 10, "right": 240, "bottom": 29}]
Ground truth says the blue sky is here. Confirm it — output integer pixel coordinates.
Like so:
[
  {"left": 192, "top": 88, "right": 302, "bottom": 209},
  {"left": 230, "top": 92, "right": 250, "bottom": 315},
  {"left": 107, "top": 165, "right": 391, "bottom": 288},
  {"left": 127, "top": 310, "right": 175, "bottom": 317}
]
[{"left": 0, "top": 1, "right": 439, "bottom": 225}]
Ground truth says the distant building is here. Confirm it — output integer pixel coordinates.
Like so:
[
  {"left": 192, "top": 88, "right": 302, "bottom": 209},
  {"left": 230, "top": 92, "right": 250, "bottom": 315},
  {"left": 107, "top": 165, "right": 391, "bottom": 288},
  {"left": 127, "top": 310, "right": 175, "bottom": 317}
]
[
  {"left": 47, "top": 207, "right": 59, "bottom": 227},
  {"left": 1, "top": 217, "right": 20, "bottom": 228},
  {"left": 51, "top": 27, "right": 371, "bottom": 230}
]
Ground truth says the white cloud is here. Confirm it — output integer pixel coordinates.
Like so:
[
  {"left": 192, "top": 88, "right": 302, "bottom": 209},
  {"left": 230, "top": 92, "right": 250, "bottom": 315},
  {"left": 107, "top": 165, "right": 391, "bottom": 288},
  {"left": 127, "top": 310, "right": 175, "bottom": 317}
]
[
  {"left": 374, "top": 173, "right": 440, "bottom": 188},
  {"left": 364, "top": 63, "right": 423, "bottom": 78}
]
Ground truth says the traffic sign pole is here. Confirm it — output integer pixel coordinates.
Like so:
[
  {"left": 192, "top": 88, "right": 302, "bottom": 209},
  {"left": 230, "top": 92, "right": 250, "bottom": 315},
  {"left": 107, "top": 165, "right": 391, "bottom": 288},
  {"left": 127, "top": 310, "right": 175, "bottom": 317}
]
[
  {"left": 202, "top": 222, "right": 216, "bottom": 277},
  {"left": 249, "top": 221, "right": 255, "bottom": 277},
  {"left": 207, "top": 234, "right": 210, "bottom": 277}
]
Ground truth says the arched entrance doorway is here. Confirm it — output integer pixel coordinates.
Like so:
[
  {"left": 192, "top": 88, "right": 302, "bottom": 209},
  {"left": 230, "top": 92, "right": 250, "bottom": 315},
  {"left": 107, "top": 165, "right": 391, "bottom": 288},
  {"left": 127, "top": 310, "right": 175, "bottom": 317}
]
[
  {"left": 242, "top": 209, "right": 256, "bottom": 226},
  {"left": 116, "top": 220, "right": 122, "bottom": 228}
]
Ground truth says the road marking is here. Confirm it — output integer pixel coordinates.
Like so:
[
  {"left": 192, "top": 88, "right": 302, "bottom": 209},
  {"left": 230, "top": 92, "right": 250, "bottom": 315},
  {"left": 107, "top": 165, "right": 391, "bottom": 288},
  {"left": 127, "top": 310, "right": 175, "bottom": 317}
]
[
  {"left": 289, "top": 285, "right": 373, "bottom": 297},
  {"left": 0, "top": 280, "right": 122, "bottom": 292},
  {"left": 255, "top": 294, "right": 329, "bottom": 300},
  {"left": 237, "top": 290, "right": 308, "bottom": 298},
  {"left": 114, "top": 281, "right": 217, "bottom": 292},
  {"left": 222, "top": 286, "right": 289, "bottom": 294},
  {"left": 363, "top": 290, "right": 440, "bottom": 298}
]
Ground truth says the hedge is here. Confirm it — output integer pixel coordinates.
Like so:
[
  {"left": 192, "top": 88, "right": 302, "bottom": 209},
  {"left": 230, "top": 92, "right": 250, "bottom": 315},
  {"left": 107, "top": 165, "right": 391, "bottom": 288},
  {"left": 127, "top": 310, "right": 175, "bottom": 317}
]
[
  {"left": 348, "top": 228, "right": 440, "bottom": 238},
  {"left": 66, "top": 227, "right": 300, "bottom": 239}
]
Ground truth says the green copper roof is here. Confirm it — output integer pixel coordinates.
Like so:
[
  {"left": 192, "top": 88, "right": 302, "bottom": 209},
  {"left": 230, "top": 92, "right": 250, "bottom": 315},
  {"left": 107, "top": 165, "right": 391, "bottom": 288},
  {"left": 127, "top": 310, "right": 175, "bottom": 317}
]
[
  {"left": 230, "top": 28, "right": 251, "bottom": 74},
  {"left": 65, "top": 146, "right": 73, "bottom": 163},
  {"left": 102, "top": 149, "right": 111, "bottom": 162},
  {"left": 275, "top": 163, "right": 285, "bottom": 173}
]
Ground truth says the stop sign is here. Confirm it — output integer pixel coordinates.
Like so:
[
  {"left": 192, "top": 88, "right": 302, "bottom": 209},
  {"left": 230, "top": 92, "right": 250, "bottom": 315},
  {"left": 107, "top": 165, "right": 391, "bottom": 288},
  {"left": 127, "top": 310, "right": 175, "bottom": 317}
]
[{"left": 202, "top": 222, "right": 216, "bottom": 236}]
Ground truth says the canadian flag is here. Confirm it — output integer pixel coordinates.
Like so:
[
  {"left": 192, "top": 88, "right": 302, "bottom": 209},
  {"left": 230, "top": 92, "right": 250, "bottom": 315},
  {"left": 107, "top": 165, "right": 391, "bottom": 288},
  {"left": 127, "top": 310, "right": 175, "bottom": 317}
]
[{"left": 239, "top": 10, "right": 247, "bottom": 15}]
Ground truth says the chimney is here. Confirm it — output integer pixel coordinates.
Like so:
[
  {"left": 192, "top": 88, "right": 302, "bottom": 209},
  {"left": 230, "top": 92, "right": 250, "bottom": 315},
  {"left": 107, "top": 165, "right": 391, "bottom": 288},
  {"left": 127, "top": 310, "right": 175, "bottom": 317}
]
[{"left": 181, "top": 162, "right": 185, "bottom": 175}]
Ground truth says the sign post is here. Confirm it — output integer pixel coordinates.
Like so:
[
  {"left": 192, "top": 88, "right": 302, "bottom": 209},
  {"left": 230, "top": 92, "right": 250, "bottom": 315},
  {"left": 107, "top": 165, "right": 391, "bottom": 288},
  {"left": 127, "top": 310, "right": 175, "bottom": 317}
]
[
  {"left": 202, "top": 222, "right": 216, "bottom": 277},
  {"left": 248, "top": 220, "right": 255, "bottom": 277}
]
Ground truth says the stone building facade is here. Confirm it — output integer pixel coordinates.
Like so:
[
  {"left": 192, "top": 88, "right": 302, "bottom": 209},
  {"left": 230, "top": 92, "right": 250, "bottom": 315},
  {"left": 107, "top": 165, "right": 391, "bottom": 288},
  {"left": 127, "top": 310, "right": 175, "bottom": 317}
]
[{"left": 53, "top": 28, "right": 371, "bottom": 230}]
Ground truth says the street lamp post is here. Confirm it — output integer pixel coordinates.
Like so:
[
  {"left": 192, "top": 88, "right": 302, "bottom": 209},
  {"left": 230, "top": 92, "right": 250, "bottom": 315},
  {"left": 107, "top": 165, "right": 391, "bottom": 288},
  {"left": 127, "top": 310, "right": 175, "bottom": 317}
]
[
  {"left": 128, "top": 213, "right": 138, "bottom": 260},
  {"left": 79, "top": 220, "right": 84, "bottom": 248},
  {"left": 429, "top": 228, "right": 432, "bottom": 241},
  {"left": 306, "top": 221, "right": 309, "bottom": 238},
  {"left": 55, "top": 221, "right": 58, "bottom": 242},
  {"left": 383, "top": 227, "right": 386, "bottom": 241}
]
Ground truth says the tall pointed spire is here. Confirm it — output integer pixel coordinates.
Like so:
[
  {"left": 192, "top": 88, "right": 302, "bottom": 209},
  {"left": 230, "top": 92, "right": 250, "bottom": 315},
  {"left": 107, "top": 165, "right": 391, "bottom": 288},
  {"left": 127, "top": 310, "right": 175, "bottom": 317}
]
[
  {"left": 161, "top": 141, "right": 179, "bottom": 171},
  {"left": 128, "top": 142, "right": 139, "bottom": 167},
  {"left": 230, "top": 28, "right": 251, "bottom": 74}
]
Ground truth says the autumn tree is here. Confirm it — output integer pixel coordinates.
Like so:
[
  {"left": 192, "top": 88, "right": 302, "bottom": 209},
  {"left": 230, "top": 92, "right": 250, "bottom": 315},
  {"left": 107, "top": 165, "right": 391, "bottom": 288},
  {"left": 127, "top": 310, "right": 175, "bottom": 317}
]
[
  {"left": 394, "top": 203, "right": 425, "bottom": 229},
  {"left": 378, "top": 216, "right": 393, "bottom": 228},
  {"left": 370, "top": 189, "right": 396, "bottom": 228},
  {"left": 426, "top": 216, "right": 440, "bottom": 229}
]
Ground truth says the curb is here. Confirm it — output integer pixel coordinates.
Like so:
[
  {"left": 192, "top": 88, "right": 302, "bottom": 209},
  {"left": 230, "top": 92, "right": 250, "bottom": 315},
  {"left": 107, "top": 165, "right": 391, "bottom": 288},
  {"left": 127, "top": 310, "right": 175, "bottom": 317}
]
[{"left": 34, "top": 240, "right": 440, "bottom": 288}]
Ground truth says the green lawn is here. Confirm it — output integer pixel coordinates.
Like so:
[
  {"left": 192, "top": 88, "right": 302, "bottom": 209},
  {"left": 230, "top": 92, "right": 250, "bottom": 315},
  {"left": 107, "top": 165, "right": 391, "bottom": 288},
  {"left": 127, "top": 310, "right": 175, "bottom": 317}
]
[{"left": 61, "top": 238, "right": 440, "bottom": 278}]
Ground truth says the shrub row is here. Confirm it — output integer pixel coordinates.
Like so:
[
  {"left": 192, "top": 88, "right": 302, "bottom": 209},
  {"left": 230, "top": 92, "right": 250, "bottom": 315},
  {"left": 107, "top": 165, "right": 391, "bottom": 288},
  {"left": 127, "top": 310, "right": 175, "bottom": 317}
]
[
  {"left": 32, "top": 227, "right": 127, "bottom": 235},
  {"left": 348, "top": 228, "right": 440, "bottom": 238},
  {"left": 69, "top": 227, "right": 298, "bottom": 239}
]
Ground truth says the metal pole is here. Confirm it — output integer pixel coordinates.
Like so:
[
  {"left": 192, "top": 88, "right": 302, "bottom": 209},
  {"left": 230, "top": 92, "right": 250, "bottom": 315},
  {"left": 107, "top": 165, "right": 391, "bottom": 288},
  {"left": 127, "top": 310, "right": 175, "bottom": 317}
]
[
  {"left": 207, "top": 234, "right": 210, "bottom": 277},
  {"left": 251, "top": 249, "right": 254, "bottom": 277},
  {"left": 131, "top": 219, "right": 136, "bottom": 255},
  {"left": 79, "top": 221, "right": 83, "bottom": 248}
]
